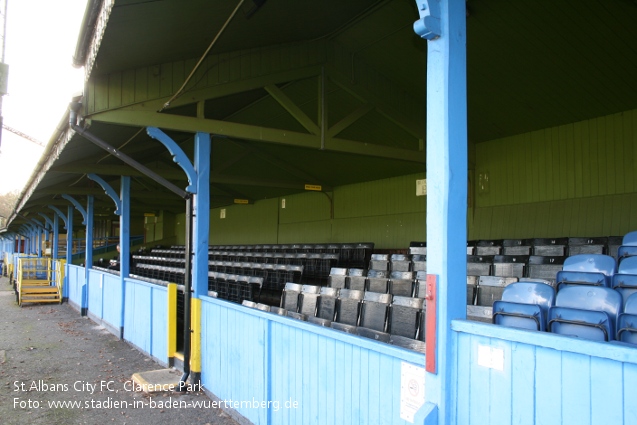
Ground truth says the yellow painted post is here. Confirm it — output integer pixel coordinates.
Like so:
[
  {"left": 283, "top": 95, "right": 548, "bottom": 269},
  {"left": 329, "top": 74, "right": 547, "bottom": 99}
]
[
  {"left": 190, "top": 297, "right": 202, "bottom": 381},
  {"left": 167, "top": 283, "right": 177, "bottom": 367}
]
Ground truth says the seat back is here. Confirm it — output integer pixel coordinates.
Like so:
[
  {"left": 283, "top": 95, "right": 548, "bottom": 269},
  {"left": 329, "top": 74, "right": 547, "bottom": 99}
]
[
  {"left": 533, "top": 238, "right": 568, "bottom": 256},
  {"left": 617, "top": 292, "right": 637, "bottom": 344},
  {"left": 327, "top": 267, "right": 348, "bottom": 289},
  {"left": 548, "top": 286, "right": 622, "bottom": 341},
  {"left": 359, "top": 292, "right": 392, "bottom": 332},
  {"left": 527, "top": 255, "right": 565, "bottom": 285},
  {"left": 492, "top": 281, "right": 555, "bottom": 331},
  {"left": 556, "top": 254, "right": 616, "bottom": 289},
  {"left": 409, "top": 242, "right": 426, "bottom": 256},
  {"left": 476, "top": 276, "right": 518, "bottom": 306},
  {"left": 345, "top": 268, "right": 367, "bottom": 291},
  {"left": 367, "top": 269, "right": 389, "bottom": 293},
  {"left": 298, "top": 285, "right": 321, "bottom": 316},
  {"left": 334, "top": 289, "right": 365, "bottom": 326},
  {"left": 389, "top": 296, "right": 425, "bottom": 339},
  {"left": 568, "top": 237, "right": 607, "bottom": 256},
  {"left": 389, "top": 271, "right": 414, "bottom": 297},
  {"left": 411, "top": 254, "right": 427, "bottom": 272},
  {"left": 475, "top": 240, "right": 502, "bottom": 256},
  {"left": 502, "top": 239, "right": 532, "bottom": 256},
  {"left": 467, "top": 255, "right": 493, "bottom": 276},
  {"left": 315, "top": 287, "right": 339, "bottom": 321},
  {"left": 612, "top": 257, "right": 637, "bottom": 307},
  {"left": 492, "top": 255, "right": 528, "bottom": 278},
  {"left": 280, "top": 282, "right": 303, "bottom": 311},
  {"left": 390, "top": 254, "right": 411, "bottom": 272},
  {"left": 369, "top": 254, "right": 389, "bottom": 271}
]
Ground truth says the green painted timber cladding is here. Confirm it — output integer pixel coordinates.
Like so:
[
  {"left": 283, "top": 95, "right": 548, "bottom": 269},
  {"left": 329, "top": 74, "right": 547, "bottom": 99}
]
[{"left": 471, "top": 108, "right": 637, "bottom": 239}]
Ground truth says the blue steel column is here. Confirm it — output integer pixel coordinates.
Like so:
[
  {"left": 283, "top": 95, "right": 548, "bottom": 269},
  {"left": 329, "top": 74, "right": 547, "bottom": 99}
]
[
  {"left": 66, "top": 205, "right": 74, "bottom": 300},
  {"left": 119, "top": 176, "right": 130, "bottom": 339},
  {"left": 414, "top": 1, "right": 467, "bottom": 424},
  {"left": 193, "top": 132, "right": 211, "bottom": 298},
  {"left": 84, "top": 196, "right": 94, "bottom": 315},
  {"left": 53, "top": 214, "right": 59, "bottom": 259}
]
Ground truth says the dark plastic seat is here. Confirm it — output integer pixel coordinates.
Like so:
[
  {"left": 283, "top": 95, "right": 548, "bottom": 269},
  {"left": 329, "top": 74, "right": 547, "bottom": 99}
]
[
  {"left": 280, "top": 282, "right": 303, "bottom": 312},
  {"left": 476, "top": 276, "right": 518, "bottom": 307},
  {"left": 492, "top": 281, "right": 555, "bottom": 331},
  {"left": 548, "top": 286, "right": 622, "bottom": 341},
  {"left": 327, "top": 267, "right": 347, "bottom": 289},
  {"left": 369, "top": 254, "right": 389, "bottom": 271},
  {"left": 568, "top": 237, "right": 607, "bottom": 256},
  {"left": 330, "top": 289, "right": 365, "bottom": 333},
  {"left": 411, "top": 254, "right": 427, "bottom": 272},
  {"left": 389, "top": 296, "right": 425, "bottom": 339},
  {"left": 502, "top": 239, "right": 532, "bottom": 256},
  {"left": 467, "top": 255, "right": 493, "bottom": 276},
  {"left": 352, "top": 293, "right": 393, "bottom": 341},
  {"left": 527, "top": 255, "right": 565, "bottom": 286},
  {"left": 555, "top": 254, "right": 616, "bottom": 290},
  {"left": 492, "top": 255, "right": 529, "bottom": 278},
  {"left": 389, "top": 271, "right": 414, "bottom": 297},
  {"left": 409, "top": 242, "right": 426, "bottom": 256},
  {"left": 617, "top": 293, "right": 637, "bottom": 344},
  {"left": 475, "top": 240, "right": 503, "bottom": 256},
  {"left": 297, "top": 285, "right": 321, "bottom": 317},
  {"left": 390, "top": 254, "right": 411, "bottom": 272},
  {"left": 307, "top": 287, "right": 339, "bottom": 326},
  {"left": 533, "top": 238, "right": 568, "bottom": 256},
  {"left": 345, "top": 268, "right": 366, "bottom": 291},
  {"left": 366, "top": 269, "right": 389, "bottom": 293}
]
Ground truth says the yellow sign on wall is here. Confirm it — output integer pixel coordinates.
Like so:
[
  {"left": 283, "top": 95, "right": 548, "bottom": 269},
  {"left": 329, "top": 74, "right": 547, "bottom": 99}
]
[{"left": 304, "top": 184, "right": 322, "bottom": 191}]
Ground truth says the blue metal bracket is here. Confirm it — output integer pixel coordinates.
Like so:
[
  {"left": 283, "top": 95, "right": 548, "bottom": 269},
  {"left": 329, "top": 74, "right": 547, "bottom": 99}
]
[
  {"left": 62, "top": 194, "right": 88, "bottom": 225},
  {"left": 87, "top": 173, "right": 122, "bottom": 215},
  {"left": 48, "top": 206, "right": 69, "bottom": 229},
  {"left": 146, "top": 126, "right": 197, "bottom": 193},
  {"left": 413, "top": 0, "right": 441, "bottom": 40},
  {"left": 29, "top": 219, "right": 45, "bottom": 230},
  {"left": 38, "top": 213, "right": 54, "bottom": 230}
]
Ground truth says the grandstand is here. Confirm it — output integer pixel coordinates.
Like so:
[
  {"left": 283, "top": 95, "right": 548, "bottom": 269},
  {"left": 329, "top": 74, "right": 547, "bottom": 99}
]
[{"left": 2, "top": 1, "right": 637, "bottom": 424}]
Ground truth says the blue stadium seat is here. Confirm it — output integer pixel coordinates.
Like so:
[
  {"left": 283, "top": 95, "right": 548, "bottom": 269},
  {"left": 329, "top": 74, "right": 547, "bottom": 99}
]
[
  {"left": 611, "top": 256, "right": 637, "bottom": 308},
  {"left": 548, "top": 286, "right": 622, "bottom": 341},
  {"left": 617, "top": 293, "right": 637, "bottom": 344},
  {"left": 555, "top": 254, "right": 616, "bottom": 290},
  {"left": 492, "top": 281, "right": 555, "bottom": 331},
  {"left": 617, "top": 231, "right": 637, "bottom": 263}
]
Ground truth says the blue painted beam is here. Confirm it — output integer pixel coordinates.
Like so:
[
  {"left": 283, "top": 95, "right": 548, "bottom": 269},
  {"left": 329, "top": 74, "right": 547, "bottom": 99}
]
[
  {"left": 413, "top": 1, "right": 467, "bottom": 425},
  {"left": 62, "top": 194, "right": 88, "bottom": 225},
  {"left": 37, "top": 213, "right": 54, "bottom": 229},
  {"left": 87, "top": 173, "right": 122, "bottom": 215},
  {"left": 146, "top": 127, "right": 197, "bottom": 193},
  {"left": 48, "top": 206, "right": 68, "bottom": 229}
]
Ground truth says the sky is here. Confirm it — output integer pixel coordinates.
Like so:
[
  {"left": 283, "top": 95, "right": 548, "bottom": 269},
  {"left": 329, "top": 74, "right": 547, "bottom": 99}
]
[{"left": 0, "top": 0, "right": 87, "bottom": 195}]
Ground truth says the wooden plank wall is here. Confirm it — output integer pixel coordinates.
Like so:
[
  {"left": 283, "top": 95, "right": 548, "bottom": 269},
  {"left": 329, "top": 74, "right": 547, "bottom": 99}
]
[
  {"left": 200, "top": 296, "right": 426, "bottom": 425},
  {"left": 123, "top": 278, "right": 167, "bottom": 365},
  {"left": 472, "top": 109, "right": 637, "bottom": 239},
  {"left": 453, "top": 321, "right": 637, "bottom": 425},
  {"left": 67, "top": 264, "right": 85, "bottom": 310},
  {"left": 87, "top": 269, "right": 103, "bottom": 319}
]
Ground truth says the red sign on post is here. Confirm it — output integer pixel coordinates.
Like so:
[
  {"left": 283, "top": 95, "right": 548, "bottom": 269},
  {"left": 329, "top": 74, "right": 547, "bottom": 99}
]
[{"left": 425, "top": 274, "right": 437, "bottom": 374}]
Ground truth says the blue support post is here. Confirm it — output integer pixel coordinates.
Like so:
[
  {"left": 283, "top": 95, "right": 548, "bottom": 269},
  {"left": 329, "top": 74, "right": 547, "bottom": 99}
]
[
  {"left": 65, "top": 206, "right": 74, "bottom": 300},
  {"left": 52, "top": 214, "right": 59, "bottom": 260},
  {"left": 193, "top": 132, "right": 211, "bottom": 298},
  {"left": 84, "top": 196, "right": 94, "bottom": 316},
  {"left": 414, "top": 1, "right": 467, "bottom": 424},
  {"left": 119, "top": 176, "right": 131, "bottom": 339}
]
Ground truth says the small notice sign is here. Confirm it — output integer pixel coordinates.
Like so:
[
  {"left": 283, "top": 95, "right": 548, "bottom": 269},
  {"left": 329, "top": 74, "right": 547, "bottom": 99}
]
[
  {"left": 400, "top": 362, "right": 425, "bottom": 423},
  {"left": 304, "top": 184, "right": 322, "bottom": 191},
  {"left": 477, "top": 345, "right": 504, "bottom": 371}
]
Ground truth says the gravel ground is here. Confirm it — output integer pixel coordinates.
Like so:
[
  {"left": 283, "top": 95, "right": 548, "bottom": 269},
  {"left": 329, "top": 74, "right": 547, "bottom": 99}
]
[{"left": 0, "top": 276, "right": 239, "bottom": 425}]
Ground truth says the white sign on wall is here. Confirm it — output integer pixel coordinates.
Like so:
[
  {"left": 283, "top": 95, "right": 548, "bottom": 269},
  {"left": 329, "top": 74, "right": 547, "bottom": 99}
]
[{"left": 400, "top": 361, "right": 426, "bottom": 423}]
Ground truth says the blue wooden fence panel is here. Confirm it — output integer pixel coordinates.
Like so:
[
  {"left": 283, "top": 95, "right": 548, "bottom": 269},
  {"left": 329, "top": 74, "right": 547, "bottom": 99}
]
[
  {"left": 67, "top": 264, "right": 85, "bottom": 310},
  {"left": 123, "top": 278, "right": 167, "bottom": 364},
  {"left": 87, "top": 269, "right": 103, "bottom": 319},
  {"left": 102, "top": 272, "right": 123, "bottom": 330},
  {"left": 452, "top": 320, "right": 637, "bottom": 425},
  {"left": 200, "top": 296, "right": 427, "bottom": 425}
]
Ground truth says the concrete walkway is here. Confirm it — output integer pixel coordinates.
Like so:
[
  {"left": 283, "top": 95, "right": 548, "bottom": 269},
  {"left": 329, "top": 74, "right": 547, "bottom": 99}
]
[{"left": 0, "top": 276, "right": 239, "bottom": 425}]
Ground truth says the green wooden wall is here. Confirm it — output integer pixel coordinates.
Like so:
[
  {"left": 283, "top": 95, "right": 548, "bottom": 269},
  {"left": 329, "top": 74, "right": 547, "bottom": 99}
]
[
  {"left": 173, "top": 109, "right": 637, "bottom": 247},
  {"left": 471, "top": 108, "right": 637, "bottom": 239}
]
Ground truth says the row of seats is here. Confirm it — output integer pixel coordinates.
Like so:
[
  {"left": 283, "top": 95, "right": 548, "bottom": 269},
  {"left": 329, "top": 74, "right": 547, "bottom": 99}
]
[
  {"left": 460, "top": 237, "right": 623, "bottom": 257},
  {"left": 493, "top": 281, "right": 637, "bottom": 344},
  {"left": 327, "top": 268, "right": 426, "bottom": 298},
  {"left": 154, "top": 242, "right": 375, "bottom": 269},
  {"left": 242, "top": 283, "right": 426, "bottom": 353}
]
